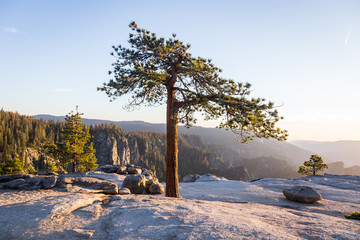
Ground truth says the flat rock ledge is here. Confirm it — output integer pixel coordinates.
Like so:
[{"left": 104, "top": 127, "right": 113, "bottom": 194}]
[
  {"left": 96, "top": 164, "right": 154, "bottom": 177},
  {"left": 0, "top": 171, "right": 165, "bottom": 195},
  {"left": 0, "top": 174, "right": 119, "bottom": 194},
  {"left": 283, "top": 185, "right": 322, "bottom": 204},
  {"left": 182, "top": 173, "right": 227, "bottom": 182}
]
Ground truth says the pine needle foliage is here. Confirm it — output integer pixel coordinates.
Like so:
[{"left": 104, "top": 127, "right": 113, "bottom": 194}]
[
  {"left": 344, "top": 212, "right": 360, "bottom": 220},
  {"left": 1, "top": 158, "right": 23, "bottom": 175},
  {"left": 298, "top": 155, "right": 328, "bottom": 176},
  {"left": 99, "top": 22, "right": 288, "bottom": 197},
  {"left": 48, "top": 109, "right": 98, "bottom": 172},
  {"left": 99, "top": 22, "right": 287, "bottom": 142}
]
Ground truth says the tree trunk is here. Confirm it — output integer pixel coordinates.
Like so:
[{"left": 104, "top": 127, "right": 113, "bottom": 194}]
[
  {"left": 165, "top": 86, "right": 180, "bottom": 198},
  {"left": 72, "top": 154, "right": 76, "bottom": 173}
]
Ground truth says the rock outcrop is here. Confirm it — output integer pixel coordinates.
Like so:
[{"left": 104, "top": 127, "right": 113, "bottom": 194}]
[
  {"left": 196, "top": 173, "right": 227, "bottom": 182},
  {"left": 283, "top": 186, "right": 322, "bottom": 203},
  {"left": 91, "top": 131, "right": 131, "bottom": 166},
  {"left": 119, "top": 188, "right": 131, "bottom": 195},
  {"left": 127, "top": 167, "right": 142, "bottom": 174},
  {"left": 149, "top": 183, "right": 164, "bottom": 194},
  {"left": 0, "top": 174, "right": 118, "bottom": 194},
  {"left": 25, "top": 148, "right": 61, "bottom": 173},
  {"left": 182, "top": 174, "right": 201, "bottom": 183},
  {"left": 42, "top": 176, "right": 58, "bottom": 189},
  {"left": 0, "top": 174, "right": 33, "bottom": 183},
  {"left": 182, "top": 173, "right": 228, "bottom": 182},
  {"left": 95, "top": 164, "right": 149, "bottom": 176},
  {"left": 57, "top": 176, "right": 119, "bottom": 194},
  {"left": 121, "top": 174, "right": 146, "bottom": 194}
]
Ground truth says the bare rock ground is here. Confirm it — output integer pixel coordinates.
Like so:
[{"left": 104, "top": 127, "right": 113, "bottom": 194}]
[{"left": 0, "top": 174, "right": 359, "bottom": 239}]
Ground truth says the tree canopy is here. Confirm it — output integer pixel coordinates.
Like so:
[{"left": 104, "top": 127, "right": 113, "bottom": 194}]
[
  {"left": 99, "top": 22, "right": 287, "bottom": 197},
  {"left": 298, "top": 155, "right": 328, "bottom": 176},
  {"left": 46, "top": 109, "right": 98, "bottom": 172},
  {"left": 1, "top": 158, "right": 23, "bottom": 175}
]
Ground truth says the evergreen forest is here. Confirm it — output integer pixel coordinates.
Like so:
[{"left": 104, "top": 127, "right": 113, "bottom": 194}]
[
  {"left": 0, "top": 110, "right": 218, "bottom": 179},
  {"left": 0, "top": 109, "right": 299, "bottom": 180}
]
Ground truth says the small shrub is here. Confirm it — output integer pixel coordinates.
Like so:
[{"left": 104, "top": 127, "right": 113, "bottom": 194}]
[
  {"left": 298, "top": 155, "right": 328, "bottom": 176},
  {"left": 1, "top": 158, "right": 23, "bottom": 175},
  {"left": 344, "top": 212, "right": 360, "bottom": 220}
]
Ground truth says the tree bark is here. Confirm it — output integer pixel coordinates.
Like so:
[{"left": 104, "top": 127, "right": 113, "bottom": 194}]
[
  {"left": 72, "top": 154, "right": 76, "bottom": 173},
  {"left": 165, "top": 86, "right": 180, "bottom": 198}
]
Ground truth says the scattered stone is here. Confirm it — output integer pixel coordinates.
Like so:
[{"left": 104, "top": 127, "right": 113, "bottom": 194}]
[
  {"left": 38, "top": 171, "right": 58, "bottom": 176},
  {"left": 57, "top": 176, "right": 118, "bottom": 194},
  {"left": 20, "top": 177, "right": 43, "bottom": 190},
  {"left": 196, "top": 173, "right": 226, "bottom": 182},
  {"left": 119, "top": 188, "right": 131, "bottom": 195},
  {"left": 149, "top": 183, "right": 164, "bottom": 194},
  {"left": 0, "top": 174, "right": 33, "bottom": 183},
  {"left": 142, "top": 170, "right": 153, "bottom": 177},
  {"left": 2, "top": 177, "right": 43, "bottom": 190},
  {"left": 121, "top": 174, "right": 146, "bottom": 194},
  {"left": 182, "top": 174, "right": 201, "bottom": 183},
  {"left": 1, "top": 179, "right": 26, "bottom": 189},
  {"left": 116, "top": 166, "right": 128, "bottom": 174},
  {"left": 145, "top": 178, "right": 159, "bottom": 193},
  {"left": 42, "top": 176, "right": 58, "bottom": 189},
  {"left": 283, "top": 186, "right": 322, "bottom": 204},
  {"left": 95, "top": 164, "right": 155, "bottom": 178},
  {"left": 97, "top": 165, "right": 119, "bottom": 173},
  {"left": 127, "top": 167, "right": 142, "bottom": 174}
]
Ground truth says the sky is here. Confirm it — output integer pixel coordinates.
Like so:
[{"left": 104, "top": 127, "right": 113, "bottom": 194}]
[{"left": 1, "top": 0, "right": 360, "bottom": 141}]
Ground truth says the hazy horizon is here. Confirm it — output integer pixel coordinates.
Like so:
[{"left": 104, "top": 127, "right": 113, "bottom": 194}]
[
  {"left": 23, "top": 111, "right": 360, "bottom": 143},
  {"left": 1, "top": 0, "right": 360, "bottom": 141}
]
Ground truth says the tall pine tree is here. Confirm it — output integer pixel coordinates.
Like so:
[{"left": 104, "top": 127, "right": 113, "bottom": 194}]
[
  {"left": 99, "top": 22, "right": 287, "bottom": 197},
  {"left": 57, "top": 108, "right": 98, "bottom": 172}
]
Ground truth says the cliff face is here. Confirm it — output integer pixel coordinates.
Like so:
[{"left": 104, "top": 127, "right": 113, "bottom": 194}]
[
  {"left": 24, "top": 147, "right": 60, "bottom": 173},
  {"left": 90, "top": 131, "right": 251, "bottom": 181},
  {"left": 324, "top": 161, "right": 360, "bottom": 175},
  {"left": 91, "top": 131, "right": 132, "bottom": 166}
]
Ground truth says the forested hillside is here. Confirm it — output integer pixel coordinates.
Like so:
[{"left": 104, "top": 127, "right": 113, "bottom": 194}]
[
  {"left": 0, "top": 110, "right": 253, "bottom": 180},
  {"left": 35, "top": 114, "right": 314, "bottom": 167},
  {"left": 0, "top": 110, "right": 64, "bottom": 174}
]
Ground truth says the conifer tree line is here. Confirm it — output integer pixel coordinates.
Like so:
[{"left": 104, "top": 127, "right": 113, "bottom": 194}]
[
  {"left": 0, "top": 109, "right": 120, "bottom": 174},
  {"left": 43, "top": 109, "right": 98, "bottom": 173},
  {"left": 0, "top": 109, "right": 64, "bottom": 174},
  {"left": 0, "top": 109, "right": 219, "bottom": 179}
]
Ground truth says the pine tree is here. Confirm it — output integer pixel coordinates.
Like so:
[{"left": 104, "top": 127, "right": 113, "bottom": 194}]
[
  {"left": 57, "top": 108, "right": 98, "bottom": 172},
  {"left": 99, "top": 22, "right": 288, "bottom": 197},
  {"left": 298, "top": 155, "right": 328, "bottom": 176},
  {"left": 1, "top": 157, "right": 23, "bottom": 175}
]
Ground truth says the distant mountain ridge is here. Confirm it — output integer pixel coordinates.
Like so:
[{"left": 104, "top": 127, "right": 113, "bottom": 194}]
[
  {"left": 35, "top": 114, "right": 167, "bottom": 132},
  {"left": 34, "top": 114, "right": 314, "bottom": 168},
  {"left": 34, "top": 114, "right": 360, "bottom": 170},
  {"left": 291, "top": 140, "right": 360, "bottom": 167}
]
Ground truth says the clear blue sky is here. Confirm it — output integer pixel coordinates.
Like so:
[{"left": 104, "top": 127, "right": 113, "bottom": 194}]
[{"left": 1, "top": 0, "right": 359, "bottom": 141}]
